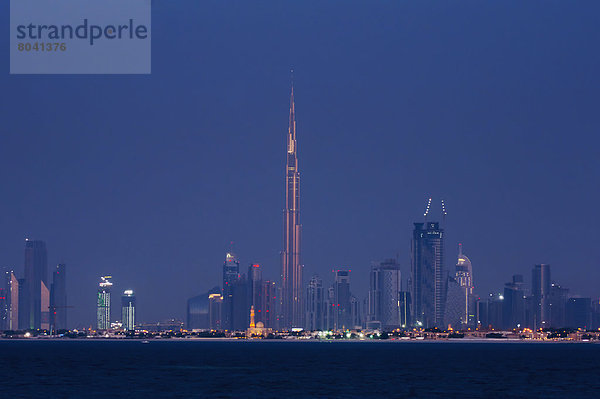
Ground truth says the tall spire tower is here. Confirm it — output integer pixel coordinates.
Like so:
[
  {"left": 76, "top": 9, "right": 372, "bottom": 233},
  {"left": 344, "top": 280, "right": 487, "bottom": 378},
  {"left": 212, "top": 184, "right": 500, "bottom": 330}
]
[{"left": 282, "top": 71, "right": 303, "bottom": 328}]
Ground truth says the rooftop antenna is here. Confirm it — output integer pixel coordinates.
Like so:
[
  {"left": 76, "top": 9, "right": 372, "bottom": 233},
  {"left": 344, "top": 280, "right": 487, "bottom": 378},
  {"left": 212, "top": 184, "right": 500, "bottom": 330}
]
[
  {"left": 424, "top": 197, "right": 432, "bottom": 221},
  {"left": 458, "top": 242, "right": 463, "bottom": 257}
]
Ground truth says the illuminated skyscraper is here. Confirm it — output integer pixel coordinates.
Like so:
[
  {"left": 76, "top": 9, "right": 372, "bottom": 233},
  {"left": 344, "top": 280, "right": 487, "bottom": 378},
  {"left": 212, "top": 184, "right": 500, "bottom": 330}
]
[
  {"left": 281, "top": 77, "right": 303, "bottom": 328},
  {"left": 121, "top": 290, "right": 136, "bottom": 331},
  {"left": 222, "top": 252, "right": 240, "bottom": 330},
  {"left": 97, "top": 276, "right": 112, "bottom": 330},
  {"left": 22, "top": 239, "right": 48, "bottom": 330},
  {"left": 454, "top": 244, "right": 475, "bottom": 327},
  {"left": 411, "top": 222, "right": 445, "bottom": 328}
]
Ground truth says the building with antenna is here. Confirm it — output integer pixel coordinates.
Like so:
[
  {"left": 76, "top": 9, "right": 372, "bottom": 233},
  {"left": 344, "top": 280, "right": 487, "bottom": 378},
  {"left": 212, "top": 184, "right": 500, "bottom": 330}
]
[
  {"left": 97, "top": 276, "right": 112, "bottom": 330},
  {"left": 281, "top": 74, "right": 303, "bottom": 329},
  {"left": 411, "top": 221, "right": 445, "bottom": 328}
]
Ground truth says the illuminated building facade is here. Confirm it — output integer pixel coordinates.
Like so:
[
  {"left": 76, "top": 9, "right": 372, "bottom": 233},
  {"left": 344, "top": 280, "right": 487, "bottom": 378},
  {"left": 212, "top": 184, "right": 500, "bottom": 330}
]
[
  {"left": 411, "top": 222, "right": 445, "bottom": 328},
  {"left": 121, "top": 290, "right": 136, "bottom": 331},
  {"left": 97, "top": 276, "right": 112, "bottom": 330},
  {"left": 222, "top": 252, "right": 240, "bottom": 330},
  {"left": 455, "top": 244, "right": 476, "bottom": 327},
  {"left": 281, "top": 80, "right": 303, "bottom": 328},
  {"left": 208, "top": 293, "right": 222, "bottom": 330}
]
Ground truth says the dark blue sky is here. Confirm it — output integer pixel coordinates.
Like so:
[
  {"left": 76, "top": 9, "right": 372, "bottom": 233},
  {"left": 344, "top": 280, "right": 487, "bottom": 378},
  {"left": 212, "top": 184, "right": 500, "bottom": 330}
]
[{"left": 1, "top": 1, "right": 599, "bottom": 327}]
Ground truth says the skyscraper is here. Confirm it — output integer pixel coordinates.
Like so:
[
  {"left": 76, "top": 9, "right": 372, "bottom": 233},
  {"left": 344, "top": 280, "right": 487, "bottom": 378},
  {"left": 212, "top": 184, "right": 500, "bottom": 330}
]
[
  {"left": 503, "top": 274, "right": 526, "bottom": 330},
  {"left": 333, "top": 270, "right": 352, "bottom": 330},
  {"left": 50, "top": 264, "right": 67, "bottom": 331},
  {"left": 305, "top": 275, "right": 325, "bottom": 331},
  {"left": 455, "top": 244, "right": 475, "bottom": 327},
  {"left": 260, "top": 280, "right": 277, "bottom": 329},
  {"left": 208, "top": 293, "right": 223, "bottom": 330},
  {"left": 97, "top": 276, "right": 112, "bottom": 330},
  {"left": 187, "top": 287, "right": 220, "bottom": 330},
  {"left": 532, "top": 264, "right": 551, "bottom": 328},
  {"left": 411, "top": 222, "right": 445, "bottom": 328},
  {"left": 281, "top": 78, "right": 303, "bottom": 328},
  {"left": 368, "top": 259, "right": 402, "bottom": 330},
  {"left": 222, "top": 252, "right": 240, "bottom": 330},
  {"left": 23, "top": 239, "right": 48, "bottom": 330},
  {"left": 248, "top": 264, "right": 262, "bottom": 323},
  {"left": 121, "top": 290, "right": 136, "bottom": 331}
]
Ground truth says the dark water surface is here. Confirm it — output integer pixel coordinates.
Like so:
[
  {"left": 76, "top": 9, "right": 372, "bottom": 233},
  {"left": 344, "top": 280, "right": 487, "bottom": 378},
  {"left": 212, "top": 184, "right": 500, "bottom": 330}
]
[{"left": 1, "top": 340, "right": 599, "bottom": 398}]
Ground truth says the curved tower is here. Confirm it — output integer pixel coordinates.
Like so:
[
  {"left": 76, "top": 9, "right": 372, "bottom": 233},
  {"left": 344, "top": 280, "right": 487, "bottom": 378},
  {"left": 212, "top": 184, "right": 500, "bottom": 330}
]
[{"left": 282, "top": 76, "right": 303, "bottom": 328}]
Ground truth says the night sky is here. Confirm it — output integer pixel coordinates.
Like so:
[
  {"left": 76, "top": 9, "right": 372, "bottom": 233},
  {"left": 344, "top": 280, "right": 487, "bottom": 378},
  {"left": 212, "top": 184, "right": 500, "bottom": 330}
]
[{"left": 1, "top": 1, "right": 599, "bottom": 328}]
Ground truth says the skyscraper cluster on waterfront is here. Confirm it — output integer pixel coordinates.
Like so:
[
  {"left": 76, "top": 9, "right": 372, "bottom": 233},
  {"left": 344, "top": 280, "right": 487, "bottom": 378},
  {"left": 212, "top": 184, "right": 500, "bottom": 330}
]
[
  {"left": 0, "top": 240, "right": 67, "bottom": 332},
  {"left": 1, "top": 82, "right": 598, "bottom": 335},
  {"left": 183, "top": 82, "right": 600, "bottom": 333},
  {"left": 95, "top": 275, "right": 137, "bottom": 332}
]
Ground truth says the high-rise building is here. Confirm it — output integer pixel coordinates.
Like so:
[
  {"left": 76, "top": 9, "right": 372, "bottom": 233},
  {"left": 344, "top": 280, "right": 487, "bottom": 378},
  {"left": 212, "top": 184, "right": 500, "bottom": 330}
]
[
  {"left": 368, "top": 259, "right": 402, "bottom": 330},
  {"left": 455, "top": 244, "right": 476, "bottom": 328},
  {"left": 8, "top": 272, "right": 19, "bottom": 330},
  {"left": 477, "top": 293, "right": 504, "bottom": 330},
  {"left": 231, "top": 274, "right": 249, "bottom": 331},
  {"left": 531, "top": 264, "right": 551, "bottom": 329},
  {"left": 444, "top": 276, "right": 464, "bottom": 330},
  {"left": 248, "top": 264, "right": 262, "bottom": 323},
  {"left": 399, "top": 291, "right": 411, "bottom": 328},
  {"left": 121, "top": 290, "right": 136, "bottom": 331},
  {"left": 208, "top": 293, "right": 222, "bottom": 330},
  {"left": 187, "top": 287, "right": 220, "bottom": 330},
  {"left": 548, "top": 283, "right": 569, "bottom": 328},
  {"left": 333, "top": 270, "right": 352, "bottom": 330},
  {"left": 0, "top": 270, "right": 11, "bottom": 330},
  {"left": 22, "top": 239, "right": 48, "bottom": 330},
  {"left": 17, "top": 278, "right": 27, "bottom": 329},
  {"left": 50, "top": 264, "right": 67, "bottom": 331},
  {"left": 566, "top": 297, "right": 592, "bottom": 329},
  {"left": 503, "top": 274, "right": 526, "bottom": 330},
  {"left": 281, "top": 79, "right": 303, "bottom": 329},
  {"left": 260, "top": 280, "right": 277, "bottom": 329},
  {"left": 97, "top": 276, "right": 112, "bottom": 330},
  {"left": 40, "top": 281, "right": 50, "bottom": 330},
  {"left": 350, "top": 295, "right": 362, "bottom": 329},
  {"left": 222, "top": 252, "right": 240, "bottom": 330},
  {"left": 305, "top": 275, "right": 325, "bottom": 331},
  {"left": 411, "top": 222, "right": 445, "bottom": 328}
]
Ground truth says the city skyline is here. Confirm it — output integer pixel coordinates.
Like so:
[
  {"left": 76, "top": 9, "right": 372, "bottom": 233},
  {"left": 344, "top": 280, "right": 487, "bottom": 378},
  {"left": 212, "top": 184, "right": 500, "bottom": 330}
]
[{"left": 1, "top": 2, "right": 599, "bottom": 327}]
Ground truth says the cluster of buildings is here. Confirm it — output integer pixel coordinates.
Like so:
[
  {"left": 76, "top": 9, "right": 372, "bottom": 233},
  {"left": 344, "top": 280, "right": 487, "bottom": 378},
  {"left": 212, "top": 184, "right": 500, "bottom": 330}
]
[
  {"left": 95, "top": 275, "right": 136, "bottom": 331},
  {"left": 2, "top": 82, "right": 599, "bottom": 336},
  {"left": 0, "top": 240, "right": 67, "bottom": 333},
  {"left": 185, "top": 82, "right": 600, "bottom": 334},
  {"left": 0, "top": 240, "right": 137, "bottom": 333}
]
